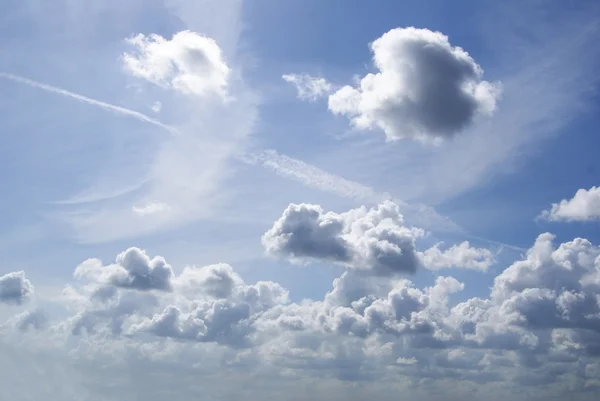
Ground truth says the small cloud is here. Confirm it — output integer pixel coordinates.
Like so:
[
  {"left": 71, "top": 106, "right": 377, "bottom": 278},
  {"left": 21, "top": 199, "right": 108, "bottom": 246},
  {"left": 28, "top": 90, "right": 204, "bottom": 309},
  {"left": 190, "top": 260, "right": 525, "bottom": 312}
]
[
  {"left": 421, "top": 241, "right": 495, "bottom": 272},
  {"left": 538, "top": 186, "right": 600, "bottom": 222},
  {"left": 396, "top": 357, "right": 418, "bottom": 365},
  {"left": 132, "top": 202, "right": 171, "bottom": 216},
  {"left": 0, "top": 271, "right": 34, "bottom": 305},
  {"left": 123, "top": 30, "right": 230, "bottom": 98},
  {"left": 282, "top": 73, "right": 333, "bottom": 102},
  {"left": 151, "top": 101, "right": 162, "bottom": 113}
]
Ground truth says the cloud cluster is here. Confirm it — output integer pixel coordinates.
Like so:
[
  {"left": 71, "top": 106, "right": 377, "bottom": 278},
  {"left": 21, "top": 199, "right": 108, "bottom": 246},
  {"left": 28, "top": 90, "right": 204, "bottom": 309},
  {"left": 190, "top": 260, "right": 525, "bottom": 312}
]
[
  {"left": 539, "top": 186, "right": 600, "bottom": 222},
  {"left": 0, "top": 271, "right": 34, "bottom": 305},
  {"left": 263, "top": 201, "right": 494, "bottom": 274},
  {"left": 328, "top": 27, "right": 501, "bottom": 142},
  {"left": 123, "top": 30, "right": 230, "bottom": 97},
  {"left": 282, "top": 73, "right": 333, "bottom": 101},
  {"left": 4, "top": 203, "right": 600, "bottom": 399},
  {"left": 262, "top": 201, "right": 425, "bottom": 275}
]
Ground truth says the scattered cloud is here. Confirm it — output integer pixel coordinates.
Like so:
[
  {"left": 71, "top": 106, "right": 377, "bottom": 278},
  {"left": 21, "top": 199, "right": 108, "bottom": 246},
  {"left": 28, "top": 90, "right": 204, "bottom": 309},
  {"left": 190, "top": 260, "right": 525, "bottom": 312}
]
[
  {"left": 328, "top": 27, "right": 501, "bottom": 142},
  {"left": 539, "top": 186, "right": 600, "bottom": 222},
  {"left": 0, "top": 271, "right": 34, "bottom": 305},
  {"left": 282, "top": 73, "right": 333, "bottom": 101},
  {"left": 123, "top": 30, "right": 230, "bottom": 98}
]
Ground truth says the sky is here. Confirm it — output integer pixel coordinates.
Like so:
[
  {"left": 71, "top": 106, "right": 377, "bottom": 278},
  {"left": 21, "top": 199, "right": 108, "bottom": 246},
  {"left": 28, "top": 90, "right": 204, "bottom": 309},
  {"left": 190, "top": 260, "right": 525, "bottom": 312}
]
[{"left": 1, "top": 0, "right": 600, "bottom": 399}]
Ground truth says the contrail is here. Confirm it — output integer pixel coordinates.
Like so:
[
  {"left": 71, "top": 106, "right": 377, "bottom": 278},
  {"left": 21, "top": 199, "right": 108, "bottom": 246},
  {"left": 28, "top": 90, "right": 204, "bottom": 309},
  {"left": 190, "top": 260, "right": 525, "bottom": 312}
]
[
  {"left": 243, "top": 149, "right": 527, "bottom": 252},
  {"left": 242, "top": 149, "right": 463, "bottom": 234},
  {"left": 0, "top": 72, "right": 178, "bottom": 135}
]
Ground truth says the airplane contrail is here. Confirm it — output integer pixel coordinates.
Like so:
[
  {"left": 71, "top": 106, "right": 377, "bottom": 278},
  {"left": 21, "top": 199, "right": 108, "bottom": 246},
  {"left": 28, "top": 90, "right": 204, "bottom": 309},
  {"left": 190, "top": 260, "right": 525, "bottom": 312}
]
[{"left": 0, "top": 72, "right": 178, "bottom": 135}]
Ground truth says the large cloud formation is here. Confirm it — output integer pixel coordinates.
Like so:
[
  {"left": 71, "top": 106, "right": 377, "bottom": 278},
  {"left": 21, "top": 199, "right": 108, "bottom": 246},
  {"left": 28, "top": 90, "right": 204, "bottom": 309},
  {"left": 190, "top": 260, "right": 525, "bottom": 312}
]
[
  {"left": 0, "top": 271, "right": 34, "bottom": 305},
  {"left": 539, "top": 186, "right": 600, "bottom": 222},
  {"left": 123, "top": 30, "right": 230, "bottom": 97},
  {"left": 328, "top": 27, "right": 501, "bottom": 142},
  {"left": 4, "top": 204, "right": 600, "bottom": 400}
]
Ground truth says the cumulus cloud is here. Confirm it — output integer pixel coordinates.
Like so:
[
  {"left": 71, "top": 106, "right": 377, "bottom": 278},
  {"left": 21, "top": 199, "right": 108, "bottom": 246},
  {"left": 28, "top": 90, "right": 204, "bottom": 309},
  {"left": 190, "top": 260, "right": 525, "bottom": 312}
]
[
  {"left": 539, "top": 186, "right": 600, "bottom": 222},
  {"left": 262, "top": 201, "right": 425, "bottom": 275},
  {"left": 422, "top": 241, "right": 495, "bottom": 272},
  {"left": 328, "top": 27, "right": 501, "bottom": 142},
  {"left": 282, "top": 73, "right": 333, "bottom": 101},
  {"left": 74, "top": 247, "right": 174, "bottom": 292},
  {"left": 263, "top": 201, "right": 494, "bottom": 275},
  {"left": 5, "top": 229, "right": 600, "bottom": 398},
  {"left": 0, "top": 271, "right": 34, "bottom": 305},
  {"left": 123, "top": 30, "right": 230, "bottom": 97}
]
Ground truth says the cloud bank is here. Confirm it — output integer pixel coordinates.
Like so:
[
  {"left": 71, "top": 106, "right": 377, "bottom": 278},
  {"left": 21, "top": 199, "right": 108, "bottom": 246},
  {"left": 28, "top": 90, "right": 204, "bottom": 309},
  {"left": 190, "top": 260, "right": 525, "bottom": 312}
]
[{"left": 4, "top": 203, "right": 600, "bottom": 399}]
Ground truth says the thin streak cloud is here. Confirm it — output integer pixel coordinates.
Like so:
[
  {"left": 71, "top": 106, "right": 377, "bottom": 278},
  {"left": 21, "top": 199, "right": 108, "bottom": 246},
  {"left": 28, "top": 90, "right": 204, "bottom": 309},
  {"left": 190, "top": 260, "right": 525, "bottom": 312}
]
[{"left": 0, "top": 72, "right": 179, "bottom": 135}]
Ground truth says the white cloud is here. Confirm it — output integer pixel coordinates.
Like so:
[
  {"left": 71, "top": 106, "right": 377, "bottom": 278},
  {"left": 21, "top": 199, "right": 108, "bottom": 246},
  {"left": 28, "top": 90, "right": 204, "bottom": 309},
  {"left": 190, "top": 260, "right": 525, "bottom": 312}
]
[
  {"left": 132, "top": 202, "right": 172, "bottom": 216},
  {"left": 262, "top": 201, "right": 425, "bottom": 276},
  {"left": 263, "top": 201, "right": 494, "bottom": 275},
  {"left": 123, "top": 30, "right": 230, "bottom": 98},
  {"left": 282, "top": 73, "right": 333, "bottom": 101},
  {"left": 151, "top": 101, "right": 162, "bottom": 113},
  {"left": 539, "top": 186, "right": 600, "bottom": 222},
  {"left": 422, "top": 241, "right": 495, "bottom": 272},
  {"left": 4, "top": 229, "right": 600, "bottom": 399},
  {"left": 74, "top": 247, "right": 174, "bottom": 292},
  {"left": 328, "top": 27, "right": 501, "bottom": 142},
  {"left": 0, "top": 271, "right": 34, "bottom": 305}
]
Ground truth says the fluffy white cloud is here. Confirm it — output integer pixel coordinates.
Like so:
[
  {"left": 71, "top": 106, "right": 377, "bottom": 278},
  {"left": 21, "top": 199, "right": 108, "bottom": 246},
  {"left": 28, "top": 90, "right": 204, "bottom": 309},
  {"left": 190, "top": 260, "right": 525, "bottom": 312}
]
[
  {"left": 263, "top": 201, "right": 494, "bottom": 275},
  {"left": 262, "top": 201, "right": 425, "bottom": 275},
  {"left": 422, "top": 241, "right": 495, "bottom": 272},
  {"left": 282, "top": 73, "right": 333, "bottom": 101},
  {"left": 0, "top": 271, "right": 34, "bottom": 305},
  {"left": 328, "top": 27, "right": 501, "bottom": 142},
  {"left": 539, "top": 186, "right": 600, "bottom": 222},
  {"left": 123, "top": 30, "right": 230, "bottom": 97},
  {"left": 4, "top": 216, "right": 600, "bottom": 399},
  {"left": 74, "top": 247, "right": 174, "bottom": 292}
]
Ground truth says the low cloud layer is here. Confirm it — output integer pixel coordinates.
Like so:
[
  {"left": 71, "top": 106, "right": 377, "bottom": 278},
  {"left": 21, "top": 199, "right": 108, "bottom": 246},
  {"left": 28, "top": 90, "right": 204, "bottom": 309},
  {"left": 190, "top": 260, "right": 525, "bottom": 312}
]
[
  {"left": 3, "top": 218, "right": 600, "bottom": 399},
  {"left": 0, "top": 271, "right": 34, "bottom": 305},
  {"left": 539, "top": 186, "right": 600, "bottom": 222},
  {"left": 328, "top": 27, "right": 501, "bottom": 142}
]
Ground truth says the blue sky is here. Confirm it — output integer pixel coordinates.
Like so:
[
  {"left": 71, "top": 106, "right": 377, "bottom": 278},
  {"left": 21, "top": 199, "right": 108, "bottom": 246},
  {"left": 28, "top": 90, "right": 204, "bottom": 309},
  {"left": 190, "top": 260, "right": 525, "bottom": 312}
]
[{"left": 1, "top": 0, "right": 600, "bottom": 400}]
